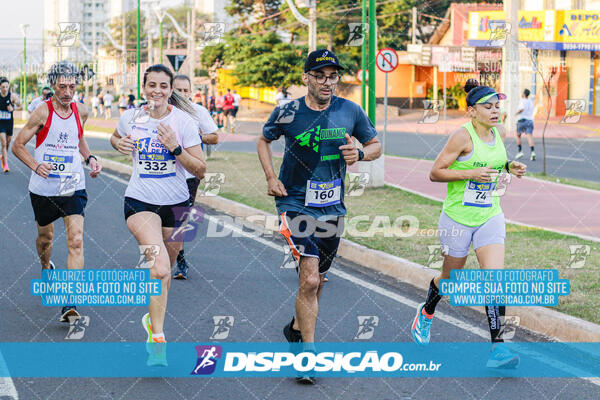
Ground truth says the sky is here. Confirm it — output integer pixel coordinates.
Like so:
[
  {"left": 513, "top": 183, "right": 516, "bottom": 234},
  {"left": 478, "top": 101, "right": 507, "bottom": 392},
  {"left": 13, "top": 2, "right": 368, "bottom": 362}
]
[
  {"left": 1, "top": 0, "right": 44, "bottom": 70},
  {"left": 0, "top": 0, "right": 185, "bottom": 78}
]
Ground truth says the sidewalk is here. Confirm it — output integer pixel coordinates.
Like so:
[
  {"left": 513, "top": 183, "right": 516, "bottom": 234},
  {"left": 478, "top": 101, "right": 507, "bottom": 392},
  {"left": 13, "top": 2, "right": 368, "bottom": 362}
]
[
  {"left": 353, "top": 156, "right": 600, "bottom": 241},
  {"left": 378, "top": 110, "right": 600, "bottom": 138}
]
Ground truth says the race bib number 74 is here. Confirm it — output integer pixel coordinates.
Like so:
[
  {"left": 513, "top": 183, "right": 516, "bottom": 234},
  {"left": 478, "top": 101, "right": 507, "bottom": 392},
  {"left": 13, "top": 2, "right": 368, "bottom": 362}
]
[{"left": 462, "top": 181, "right": 495, "bottom": 208}]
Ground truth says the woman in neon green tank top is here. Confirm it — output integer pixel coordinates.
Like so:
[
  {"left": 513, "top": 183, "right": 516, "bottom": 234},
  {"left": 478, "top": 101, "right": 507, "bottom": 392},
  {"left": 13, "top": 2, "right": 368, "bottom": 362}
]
[{"left": 410, "top": 80, "right": 527, "bottom": 368}]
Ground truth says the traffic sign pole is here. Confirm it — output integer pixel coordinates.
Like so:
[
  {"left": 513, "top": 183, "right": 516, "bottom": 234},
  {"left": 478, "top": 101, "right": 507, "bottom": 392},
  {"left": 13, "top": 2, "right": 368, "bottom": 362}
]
[
  {"left": 376, "top": 48, "right": 399, "bottom": 156},
  {"left": 383, "top": 72, "right": 388, "bottom": 154}
]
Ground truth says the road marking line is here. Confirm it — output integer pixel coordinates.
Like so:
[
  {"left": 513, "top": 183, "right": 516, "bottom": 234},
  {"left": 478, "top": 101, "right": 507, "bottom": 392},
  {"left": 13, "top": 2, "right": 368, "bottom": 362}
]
[{"left": 0, "top": 350, "right": 18, "bottom": 399}]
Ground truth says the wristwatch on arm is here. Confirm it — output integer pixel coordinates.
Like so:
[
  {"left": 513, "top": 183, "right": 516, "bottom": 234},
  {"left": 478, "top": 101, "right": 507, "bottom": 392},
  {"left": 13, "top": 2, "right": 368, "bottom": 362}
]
[{"left": 357, "top": 148, "right": 365, "bottom": 161}]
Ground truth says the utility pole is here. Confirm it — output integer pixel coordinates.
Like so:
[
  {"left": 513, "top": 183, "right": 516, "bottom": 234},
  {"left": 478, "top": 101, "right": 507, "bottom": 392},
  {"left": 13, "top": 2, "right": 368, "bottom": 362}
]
[
  {"left": 359, "top": 0, "right": 383, "bottom": 187},
  {"left": 147, "top": 8, "right": 153, "bottom": 66},
  {"left": 190, "top": 5, "right": 196, "bottom": 81},
  {"left": 285, "top": 0, "right": 316, "bottom": 52},
  {"left": 122, "top": 12, "right": 127, "bottom": 89},
  {"left": 20, "top": 24, "right": 29, "bottom": 113},
  {"left": 503, "top": 0, "right": 520, "bottom": 163},
  {"left": 361, "top": 0, "right": 366, "bottom": 110},
  {"left": 92, "top": 11, "right": 97, "bottom": 99},
  {"left": 137, "top": 0, "right": 141, "bottom": 99},
  {"left": 410, "top": 7, "right": 416, "bottom": 110},
  {"left": 367, "top": 0, "right": 376, "bottom": 123},
  {"left": 308, "top": 0, "right": 316, "bottom": 52}
]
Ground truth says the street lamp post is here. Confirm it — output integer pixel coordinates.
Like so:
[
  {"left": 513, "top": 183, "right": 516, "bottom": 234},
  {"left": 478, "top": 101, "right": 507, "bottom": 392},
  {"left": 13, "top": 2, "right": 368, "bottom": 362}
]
[
  {"left": 20, "top": 24, "right": 29, "bottom": 113},
  {"left": 153, "top": 8, "right": 165, "bottom": 63},
  {"left": 137, "top": 0, "right": 141, "bottom": 100}
]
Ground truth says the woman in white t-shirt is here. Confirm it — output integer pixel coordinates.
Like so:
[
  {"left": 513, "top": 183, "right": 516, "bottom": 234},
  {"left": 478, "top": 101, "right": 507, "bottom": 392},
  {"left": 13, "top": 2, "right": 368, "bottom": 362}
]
[{"left": 110, "top": 64, "right": 206, "bottom": 362}]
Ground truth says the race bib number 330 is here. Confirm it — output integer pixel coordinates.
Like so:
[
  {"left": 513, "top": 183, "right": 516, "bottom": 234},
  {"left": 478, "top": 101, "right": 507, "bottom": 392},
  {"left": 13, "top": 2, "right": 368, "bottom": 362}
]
[
  {"left": 43, "top": 154, "right": 74, "bottom": 178},
  {"left": 462, "top": 180, "right": 495, "bottom": 207},
  {"left": 305, "top": 179, "right": 342, "bottom": 207}
]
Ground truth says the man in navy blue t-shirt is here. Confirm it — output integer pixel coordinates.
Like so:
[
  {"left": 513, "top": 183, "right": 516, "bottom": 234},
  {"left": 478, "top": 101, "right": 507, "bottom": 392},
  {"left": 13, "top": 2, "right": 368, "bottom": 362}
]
[{"left": 257, "top": 49, "right": 381, "bottom": 384}]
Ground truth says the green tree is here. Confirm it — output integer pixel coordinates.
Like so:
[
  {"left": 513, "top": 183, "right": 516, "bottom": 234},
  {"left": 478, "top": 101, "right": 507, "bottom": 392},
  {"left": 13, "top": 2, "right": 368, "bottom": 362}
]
[
  {"left": 105, "top": 10, "right": 148, "bottom": 62},
  {"left": 226, "top": 32, "right": 304, "bottom": 87},
  {"left": 226, "top": 0, "right": 284, "bottom": 34}
]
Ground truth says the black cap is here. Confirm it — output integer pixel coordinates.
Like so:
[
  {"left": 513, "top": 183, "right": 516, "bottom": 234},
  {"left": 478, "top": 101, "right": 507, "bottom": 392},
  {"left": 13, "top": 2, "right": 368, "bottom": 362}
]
[{"left": 304, "top": 49, "right": 344, "bottom": 73}]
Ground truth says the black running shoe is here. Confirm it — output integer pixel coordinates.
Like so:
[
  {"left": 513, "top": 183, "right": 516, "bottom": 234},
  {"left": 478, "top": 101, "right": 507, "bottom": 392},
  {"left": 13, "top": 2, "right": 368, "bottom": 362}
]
[
  {"left": 283, "top": 316, "right": 302, "bottom": 343},
  {"left": 60, "top": 306, "right": 80, "bottom": 322}
]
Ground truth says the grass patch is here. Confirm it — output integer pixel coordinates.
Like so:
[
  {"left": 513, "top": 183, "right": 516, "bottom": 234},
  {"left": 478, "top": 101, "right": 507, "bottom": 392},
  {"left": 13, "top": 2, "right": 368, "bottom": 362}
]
[
  {"left": 529, "top": 172, "right": 600, "bottom": 192},
  {"left": 98, "top": 150, "right": 600, "bottom": 325}
]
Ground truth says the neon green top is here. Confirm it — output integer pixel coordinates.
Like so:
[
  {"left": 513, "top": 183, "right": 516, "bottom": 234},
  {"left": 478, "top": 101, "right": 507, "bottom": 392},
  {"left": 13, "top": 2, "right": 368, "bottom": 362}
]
[{"left": 442, "top": 121, "right": 507, "bottom": 227}]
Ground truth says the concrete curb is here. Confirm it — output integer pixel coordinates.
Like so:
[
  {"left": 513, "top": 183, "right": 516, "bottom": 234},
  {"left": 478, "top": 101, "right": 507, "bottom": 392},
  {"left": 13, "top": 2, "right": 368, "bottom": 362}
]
[{"left": 99, "top": 157, "right": 600, "bottom": 342}]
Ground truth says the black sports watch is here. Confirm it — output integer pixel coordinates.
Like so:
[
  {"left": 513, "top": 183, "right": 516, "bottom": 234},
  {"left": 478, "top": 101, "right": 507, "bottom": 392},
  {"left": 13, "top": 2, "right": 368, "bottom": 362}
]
[
  {"left": 170, "top": 145, "right": 183, "bottom": 156},
  {"left": 357, "top": 148, "right": 365, "bottom": 161},
  {"left": 85, "top": 154, "right": 97, "bottom": 165}
]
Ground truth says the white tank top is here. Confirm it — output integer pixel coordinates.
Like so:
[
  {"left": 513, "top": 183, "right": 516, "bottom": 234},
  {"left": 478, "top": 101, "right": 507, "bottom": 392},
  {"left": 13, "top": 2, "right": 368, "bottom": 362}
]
[{"left": 28, "top": 100, "right": 85, "bottom": 196}]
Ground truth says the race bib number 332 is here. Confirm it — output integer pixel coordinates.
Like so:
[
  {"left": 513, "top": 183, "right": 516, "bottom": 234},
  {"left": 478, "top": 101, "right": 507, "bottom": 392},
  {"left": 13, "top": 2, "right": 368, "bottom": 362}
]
[{"left": 137, "top": 152, "right": 176, "bottom": 178}]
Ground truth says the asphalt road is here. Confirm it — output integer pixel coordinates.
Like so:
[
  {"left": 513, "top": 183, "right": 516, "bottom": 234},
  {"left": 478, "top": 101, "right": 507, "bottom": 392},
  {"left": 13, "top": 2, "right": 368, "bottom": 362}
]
[{"left": 1, "top": 145, "right": 600, "bottom": 399}]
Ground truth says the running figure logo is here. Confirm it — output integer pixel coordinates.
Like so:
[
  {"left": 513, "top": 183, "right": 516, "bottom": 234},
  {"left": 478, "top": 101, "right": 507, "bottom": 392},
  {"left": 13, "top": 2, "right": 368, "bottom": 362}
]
[
  {"left": 426, "top": 244, "right": 449, "bottom": 269},
  {"left": 561, "top": 99, "right": 586, "bottom": 124},
  {"left": 202, "top": 23, "right": 226, "bottom": 46},
  {"left": 503, "top": 316, "right": 520, "bottom": 340},
  {"left": 419, "top": 100, "right": 444, "bottom": 124},
  {"left": 57, "top": 22, "right": 80, "bottom": 47},
  {"left": 346, "top": 172, "right": 370, "bottom": 197},
  {"left": 275, "top": 99, "right": 300, "bottom": 124},
  {"left": 169, "top": 206, "right": 205, "bottom": 242},
  {"left": 210, "top": 316, "right": 235, "bottom": 340},
  {"left": 136, "top": 245, "right": 160, "bottom": 269},
  {"left": 191, "top": 345, "right": 222, "bottom": 375},
  {"left": 200, "top": 173, "right": 225, "bottom": 196},
  {"left": 281, "top": 244, "right": 305, "bottom": 270},
  {"left": 354, "top": 316, "right": 379, "bottom": 340},
  {"left": 65, "top": 316, "right": 90, "bottom": 340},
  {"left": 57, "top": 132, "right": 69, "bottom": 144},
  {"left": 346, "top": 23, "right": 368, "bottom": 46},
  {"left": 567, "top": 245, "right": 590, "bottom": 269}
]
